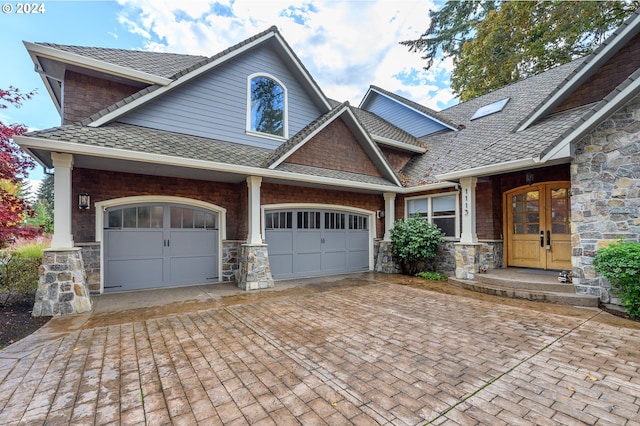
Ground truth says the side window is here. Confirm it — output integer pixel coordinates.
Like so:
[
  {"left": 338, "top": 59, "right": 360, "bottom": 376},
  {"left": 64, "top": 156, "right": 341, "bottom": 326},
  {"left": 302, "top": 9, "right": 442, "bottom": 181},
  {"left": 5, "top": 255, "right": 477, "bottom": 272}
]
[
  {"left": 406, "top": 193, "right": 459, "bottom": 238},
  {"left": 248, "top": 75, "right": 286, "bottom": 138}
]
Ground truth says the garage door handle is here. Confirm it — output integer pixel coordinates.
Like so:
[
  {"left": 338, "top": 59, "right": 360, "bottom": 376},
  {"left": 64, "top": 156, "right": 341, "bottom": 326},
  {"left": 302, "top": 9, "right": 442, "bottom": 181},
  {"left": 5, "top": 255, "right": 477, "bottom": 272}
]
[{"left": 163, "top": 240, "right": 171, "bottom": 247}]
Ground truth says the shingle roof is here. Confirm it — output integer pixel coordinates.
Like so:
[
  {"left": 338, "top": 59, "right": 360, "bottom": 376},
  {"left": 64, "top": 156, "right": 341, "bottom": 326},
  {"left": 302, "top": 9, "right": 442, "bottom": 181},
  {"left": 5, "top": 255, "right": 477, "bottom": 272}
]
[
  {"left": 273, "top": 163, "right": 397, "bottom": 187},
  {"left": 402, "top": 59, "right": 586, "bottom": 185},
  {"left": 25, "top": 123, "right": 272, "bottom": 167},
  {"left": 35, "top": 43, "right": 206, "bottom": 80},
  {"left": 350, "top": 108, "right": 423, "bottom": 148}
]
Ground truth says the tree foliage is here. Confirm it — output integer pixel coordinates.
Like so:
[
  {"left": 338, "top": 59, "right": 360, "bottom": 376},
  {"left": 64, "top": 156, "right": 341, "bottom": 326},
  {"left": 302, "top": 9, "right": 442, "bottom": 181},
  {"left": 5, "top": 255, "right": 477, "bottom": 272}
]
[
  {"left": 402, "top": 1, "right": 640, "bottom": 101},
  {"left": 0, "top": 86, "right": 40, "bottom": 247}
]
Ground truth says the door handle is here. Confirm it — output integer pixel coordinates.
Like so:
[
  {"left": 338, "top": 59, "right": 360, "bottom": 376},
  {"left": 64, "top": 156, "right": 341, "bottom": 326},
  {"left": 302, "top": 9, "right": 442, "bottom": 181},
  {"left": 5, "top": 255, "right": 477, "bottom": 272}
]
[
  {"left": 546, "top": 230, "right": 551, "bottom": 250},
  {"left": 540, "top": 231, "right": 544, "bottom": 247}
]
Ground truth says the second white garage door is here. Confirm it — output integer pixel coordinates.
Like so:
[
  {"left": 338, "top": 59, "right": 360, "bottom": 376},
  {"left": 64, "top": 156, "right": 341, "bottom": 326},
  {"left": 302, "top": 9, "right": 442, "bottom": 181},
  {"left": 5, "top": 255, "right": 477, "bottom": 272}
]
[{"left": 265, "top": 209, "right": 369, "bottom": 279}]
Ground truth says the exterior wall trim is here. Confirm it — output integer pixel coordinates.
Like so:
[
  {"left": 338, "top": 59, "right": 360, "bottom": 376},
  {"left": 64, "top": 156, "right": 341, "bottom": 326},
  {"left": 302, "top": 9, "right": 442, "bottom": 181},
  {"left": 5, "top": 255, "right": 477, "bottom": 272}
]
[
  {"left": 261, "top": 203, "right": 377, "bottom": 271},
  {"left": 94, "top": 195, "right": 227, "bottom": 293}
]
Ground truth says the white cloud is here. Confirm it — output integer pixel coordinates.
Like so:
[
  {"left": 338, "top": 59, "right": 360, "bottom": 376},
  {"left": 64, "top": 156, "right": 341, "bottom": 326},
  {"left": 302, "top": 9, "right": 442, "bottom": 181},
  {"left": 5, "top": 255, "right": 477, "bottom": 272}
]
[{"left": 115, "top": 0, "right": 458, "bottom": 110}]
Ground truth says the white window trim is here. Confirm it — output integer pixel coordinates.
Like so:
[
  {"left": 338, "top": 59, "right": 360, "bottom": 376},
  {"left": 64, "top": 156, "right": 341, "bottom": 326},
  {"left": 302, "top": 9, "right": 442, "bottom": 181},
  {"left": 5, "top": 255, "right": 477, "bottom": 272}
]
[
  {"left": 404, "top": 192, "right": 460, "bottom": 240},
  {"left": 246, "top": 72, "right": 288, "bottom": 140}
]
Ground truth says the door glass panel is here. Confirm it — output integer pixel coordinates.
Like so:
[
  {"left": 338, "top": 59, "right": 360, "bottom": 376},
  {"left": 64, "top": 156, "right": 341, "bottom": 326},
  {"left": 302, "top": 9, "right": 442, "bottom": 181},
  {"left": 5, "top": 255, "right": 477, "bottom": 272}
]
[
  {"left": 108, "top": 210, "right": 122, "bottom": 228},
  {"left": 171, "top": 207, "right": 182, "bottom": 228},
  {"left": 123, "top": 207, "right": 137, "bottom": 228},
  {"left": 297, "top": 211, "right": 320, "bottom": 229},
  {"left": 150, "top": 206, "right": 163, "bottom": 228},
  {"left": 137, "top": 207, "right": 150, "bottom": 228},
  {"left": 205, "top": 213, "right": 217, "bottom": 230},
  {"left": 512, "top": 190, "right": 540, "bottom": 234},
  {"left": 550, "top": 188, "right": 570, "bottom": 235},
  {"left": 325, "top": 212, "right": 345, "bottom": 229},
  {"left": 194, "top": 210, "right": 205, "bottom": 228},
  {"left": 183, "top": 208, "right": 194, "bottom": 228}
]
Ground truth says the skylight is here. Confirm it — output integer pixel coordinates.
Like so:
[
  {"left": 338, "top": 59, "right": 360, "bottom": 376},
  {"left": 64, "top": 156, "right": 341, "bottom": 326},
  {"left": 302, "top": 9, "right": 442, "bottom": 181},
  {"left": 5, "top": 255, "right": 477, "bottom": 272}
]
[{"left": 470, "top": 98, "right": 510, "bottom": 120}]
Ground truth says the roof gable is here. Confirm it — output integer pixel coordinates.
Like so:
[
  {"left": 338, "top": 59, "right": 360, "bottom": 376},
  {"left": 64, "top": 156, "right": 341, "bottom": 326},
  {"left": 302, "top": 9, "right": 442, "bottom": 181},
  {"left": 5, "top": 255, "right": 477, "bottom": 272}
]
[
  {"left": 517, "top": 10, "right": 640, "bottom": 131},
  {"left": 266, "top": 103, "right": 401, "bottom": 186},
  {"left": 359, "top": 86, "right": 459, "bottom": 137},
  {"left": 86, "top": 27, "right": 332, "bottom": 128},
  {"left": 116, "top": 43, "right": 326, "bottom": 150}
]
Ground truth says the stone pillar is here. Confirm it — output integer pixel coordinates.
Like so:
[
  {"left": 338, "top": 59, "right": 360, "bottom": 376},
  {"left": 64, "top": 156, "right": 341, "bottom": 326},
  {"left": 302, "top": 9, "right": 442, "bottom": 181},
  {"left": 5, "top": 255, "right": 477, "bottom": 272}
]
[
  {"left": 238, "top": 176, "right": 274, "bottom": 290},
  {"left": 33, "top": 248, "right": 93, "bottom": 317},
  {"left": 459, "top": 177, "right": 478, "bottom": 244},
  {"left": 237, "top": 244, "right": 274, "bottom": 290},
  {"left": 51, "top": 153, "right": 74, "bottom": 249},
  {"left": 374, "top": 240, "right": 400, "bottom": 273},
  {"left": 383, "top": 192, "right": 396, "bottom": 241},
  {"left": 455, "top": 243, "right": 482, "bottom": 280}
]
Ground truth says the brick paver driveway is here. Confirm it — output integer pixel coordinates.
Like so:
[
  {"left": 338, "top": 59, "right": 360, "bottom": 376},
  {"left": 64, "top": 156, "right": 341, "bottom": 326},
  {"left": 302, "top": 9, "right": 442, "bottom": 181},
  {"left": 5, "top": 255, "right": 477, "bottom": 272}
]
[{"left": 1, "top": 274, "right": 639, "bottom": 425}]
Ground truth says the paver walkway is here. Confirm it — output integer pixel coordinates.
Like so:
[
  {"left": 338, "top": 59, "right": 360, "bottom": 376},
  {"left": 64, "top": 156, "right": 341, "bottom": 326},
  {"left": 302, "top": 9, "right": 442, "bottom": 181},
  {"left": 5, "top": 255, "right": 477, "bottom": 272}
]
[{"left": 1, "top": 275, "right": 639, "bottom": 425}]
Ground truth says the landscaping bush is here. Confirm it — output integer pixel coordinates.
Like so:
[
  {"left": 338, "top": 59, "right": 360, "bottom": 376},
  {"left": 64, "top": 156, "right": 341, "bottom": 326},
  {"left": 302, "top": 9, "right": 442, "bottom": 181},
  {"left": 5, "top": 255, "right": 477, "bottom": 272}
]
[
  {"left": 0, "top": 243, "right": 45, "bottom": 306},
  {"left": 391, "top": 215, "right": 444, "bottom": 276},
  {"left": 417, "top": 271, "right": 448, "bottom": 281},
  {"left": 593, "top": 240, "right": 640, "bottom": 319}
]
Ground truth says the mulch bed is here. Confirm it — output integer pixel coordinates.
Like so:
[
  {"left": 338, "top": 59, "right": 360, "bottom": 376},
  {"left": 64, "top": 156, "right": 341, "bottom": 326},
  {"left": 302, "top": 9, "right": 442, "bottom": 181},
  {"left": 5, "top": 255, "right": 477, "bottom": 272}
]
[{"left": 0, "top": 300, "right": 51, "bottom": 350}]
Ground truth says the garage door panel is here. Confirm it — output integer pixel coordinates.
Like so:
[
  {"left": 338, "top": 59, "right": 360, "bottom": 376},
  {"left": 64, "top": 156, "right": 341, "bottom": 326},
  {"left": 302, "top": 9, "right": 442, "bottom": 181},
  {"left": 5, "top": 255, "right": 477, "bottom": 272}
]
[
  {"left": 324, "top": 231, "right": 346, "bottom": 251},
  {"left": 170, "top": 256, "right": 217, "bottom": 284},
  {"left": 265, "top": 232, "right": 293, "bottom": 254},
  {"left": 169, "top": 230, "right": 217, "bottom": 256},
  {"left": 296, "top": 231, "right": 321, "bottom": 253},
  {"left": 347, "top": 251, "right": 369, "bottom": 270},
  {"left": 324, "top": 251, "right": 347, "bottom": 272},
  {"left": 269, "top": 254, "right": 294, "bottom": 277},
  {"left": 107, "top": 231, "right": 164, "bottom": 259},
  {"left": 294, "top": 253, "right": 322, "bottom": 274},
  {"left": 347, "top": 231, "right": 368, "bottom": 250},
  {"left": 106, "top": 258, "right": 164, "bottom": 290}
]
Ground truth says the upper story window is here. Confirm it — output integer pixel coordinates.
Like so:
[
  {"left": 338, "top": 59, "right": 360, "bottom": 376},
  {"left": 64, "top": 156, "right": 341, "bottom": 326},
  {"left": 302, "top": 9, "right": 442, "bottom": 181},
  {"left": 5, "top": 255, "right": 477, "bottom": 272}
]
[
  {"left": 247, "top": 74, "right": 287, "bottom": 138},
  {"left": 406, "top": 193, "right": 459, "bottom": 238}
]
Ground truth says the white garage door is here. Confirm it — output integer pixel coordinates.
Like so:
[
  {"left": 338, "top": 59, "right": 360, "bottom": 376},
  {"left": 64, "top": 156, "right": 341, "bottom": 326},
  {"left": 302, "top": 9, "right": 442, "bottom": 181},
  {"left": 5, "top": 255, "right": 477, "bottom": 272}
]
[
  {"left": 265, "top": 209, "right": 369, "bottom": 279},
  {"left": 104, "top": 204, "right": 218, "bottom": 292}
]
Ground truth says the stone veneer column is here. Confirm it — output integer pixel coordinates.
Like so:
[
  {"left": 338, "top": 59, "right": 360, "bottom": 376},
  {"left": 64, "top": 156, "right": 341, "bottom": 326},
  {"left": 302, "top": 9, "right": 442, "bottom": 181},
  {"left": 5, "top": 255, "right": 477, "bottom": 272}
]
[
  {"left": 455, "top": 243, "right": 481, "bottom": 280},
  {"left": 238, "top": 176, "right": 274, "bottom": 290},
  {"left": 33, "top": 248, "right": 93, "bottom": 316}
]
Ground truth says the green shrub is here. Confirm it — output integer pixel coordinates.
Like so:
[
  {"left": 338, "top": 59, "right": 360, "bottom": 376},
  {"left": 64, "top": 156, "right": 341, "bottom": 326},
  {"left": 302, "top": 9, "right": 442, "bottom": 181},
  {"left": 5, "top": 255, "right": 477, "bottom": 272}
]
[
  {"left": 391, "top": 215, "right": 445, "bottom": 275},
  {"left": 417, "top": 271, "right": 448, "bottom": 281},
  {"left": 593, "top": 240, "right": 640, "bottom": 319},
  {"left": 0, "top": 248, "right": 43, "bottom": 306}
]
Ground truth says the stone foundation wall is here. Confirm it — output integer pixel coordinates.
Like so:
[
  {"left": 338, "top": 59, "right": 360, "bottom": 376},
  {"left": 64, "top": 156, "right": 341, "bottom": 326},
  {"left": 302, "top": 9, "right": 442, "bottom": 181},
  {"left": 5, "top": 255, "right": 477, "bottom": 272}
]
[
  {"left": 222, "top": 241, "right": 241, "bottom": 282},
  {"left": 78, "top": 243, "right": 101, "bottom": 294},
  {"left": 33, "top": 249, "right": 93, "bottom": 317},
  {"left": 374, "top": 240, "right": 399, "bottom": 273},
  {"left": 571, "top": 93, "right": 640, "bottom": 303}
]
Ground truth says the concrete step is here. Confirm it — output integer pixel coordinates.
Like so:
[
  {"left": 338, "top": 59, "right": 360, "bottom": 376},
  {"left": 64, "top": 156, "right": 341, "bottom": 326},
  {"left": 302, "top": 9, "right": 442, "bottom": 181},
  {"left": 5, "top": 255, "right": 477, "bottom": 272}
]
[
  {"left": 448, "top": 277, "right": 600, "bottom": 308},
  {"left": 474, "top": 273, "right": 576, "bottom": 293}
]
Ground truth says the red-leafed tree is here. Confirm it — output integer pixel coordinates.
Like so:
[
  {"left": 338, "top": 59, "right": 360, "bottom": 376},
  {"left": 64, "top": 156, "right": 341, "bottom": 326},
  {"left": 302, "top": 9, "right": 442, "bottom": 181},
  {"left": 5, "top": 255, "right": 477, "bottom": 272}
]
[{"left": 1, "top": 86, "right": 41, "bottom": 248}]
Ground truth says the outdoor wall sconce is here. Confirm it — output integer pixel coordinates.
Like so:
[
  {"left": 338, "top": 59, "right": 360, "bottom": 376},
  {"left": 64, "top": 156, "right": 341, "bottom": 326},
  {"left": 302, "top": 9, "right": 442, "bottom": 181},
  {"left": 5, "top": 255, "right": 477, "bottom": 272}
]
[
  {"left": 525, "top": 171, "right": 534, "bottom": 185},
  {"left": 78, "top": 193, "right": 90, "bottom": 210}
]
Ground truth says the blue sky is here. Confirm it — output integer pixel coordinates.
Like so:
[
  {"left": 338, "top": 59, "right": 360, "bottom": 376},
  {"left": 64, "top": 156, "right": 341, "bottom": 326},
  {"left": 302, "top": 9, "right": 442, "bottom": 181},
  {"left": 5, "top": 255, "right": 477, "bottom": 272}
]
[{"left": 1, "top": 0, "right": 456, "bottom": 187}]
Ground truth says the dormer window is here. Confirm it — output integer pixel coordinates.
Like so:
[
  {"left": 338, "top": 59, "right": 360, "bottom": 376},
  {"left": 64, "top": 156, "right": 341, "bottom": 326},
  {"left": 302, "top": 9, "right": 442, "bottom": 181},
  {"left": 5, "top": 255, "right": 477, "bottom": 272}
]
[{"left": 247, "top": 74, "right": 287, "bottom": 138}]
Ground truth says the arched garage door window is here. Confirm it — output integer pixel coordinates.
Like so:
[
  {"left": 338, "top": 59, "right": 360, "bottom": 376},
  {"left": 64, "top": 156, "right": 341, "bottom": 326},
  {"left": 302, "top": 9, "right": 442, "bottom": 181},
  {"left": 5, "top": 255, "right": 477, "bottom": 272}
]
[{"left": 104, "top": 203, "right": 219, "bottom": 291}]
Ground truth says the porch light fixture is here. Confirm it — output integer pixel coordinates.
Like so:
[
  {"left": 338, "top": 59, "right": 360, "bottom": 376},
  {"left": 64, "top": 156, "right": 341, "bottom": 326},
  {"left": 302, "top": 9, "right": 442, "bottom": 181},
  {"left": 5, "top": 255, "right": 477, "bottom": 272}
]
[
  {"left": 78, "top": 193, "right": 90, "bottom": 210},
  {"left": 525, "top": 171, "right": 534, "bottom": 185}
]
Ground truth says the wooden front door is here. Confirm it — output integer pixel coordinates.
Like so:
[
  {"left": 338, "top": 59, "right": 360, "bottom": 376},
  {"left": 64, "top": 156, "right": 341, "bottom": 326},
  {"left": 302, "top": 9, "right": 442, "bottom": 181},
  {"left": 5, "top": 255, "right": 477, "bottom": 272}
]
[{"left": 505, "top": 182, "right": 571, "bottom": 270}]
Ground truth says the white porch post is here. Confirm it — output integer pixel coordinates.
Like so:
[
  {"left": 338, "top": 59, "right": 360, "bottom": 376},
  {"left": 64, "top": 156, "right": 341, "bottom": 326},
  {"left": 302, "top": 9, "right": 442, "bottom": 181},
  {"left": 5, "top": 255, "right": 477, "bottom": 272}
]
[
  {"left": 51, "top": 152, "right": 74, "bottom": 249},
  {"left": 246, "top": 176, "right": 263, "bottom": 245},
  {"left": 459, "top": 176, "right": 478, "bottom": 244},
  {"left": 383, "top": 192, "right": 396, "bottom": 241}
]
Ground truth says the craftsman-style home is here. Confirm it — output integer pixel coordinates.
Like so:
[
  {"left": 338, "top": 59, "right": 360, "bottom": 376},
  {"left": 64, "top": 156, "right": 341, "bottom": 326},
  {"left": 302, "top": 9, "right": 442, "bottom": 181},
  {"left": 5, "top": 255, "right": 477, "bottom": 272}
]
[{"left": 16, "top": 10, "right": 640, "bottom": 315}]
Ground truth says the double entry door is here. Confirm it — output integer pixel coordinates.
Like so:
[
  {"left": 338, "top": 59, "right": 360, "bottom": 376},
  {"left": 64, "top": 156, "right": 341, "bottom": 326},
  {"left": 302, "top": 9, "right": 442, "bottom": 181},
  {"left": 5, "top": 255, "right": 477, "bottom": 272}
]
[{"left": 505, "top": 182, "right": 571, "bottom": 270}]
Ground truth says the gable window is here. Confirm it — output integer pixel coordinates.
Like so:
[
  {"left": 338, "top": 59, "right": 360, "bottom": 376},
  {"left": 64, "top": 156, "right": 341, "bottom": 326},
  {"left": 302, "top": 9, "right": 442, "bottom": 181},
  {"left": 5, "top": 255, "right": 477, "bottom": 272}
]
[
  {"left": 248, "top": 74, "right": 287, "bottom": 138},
  {"left": 406, "top": 193, "right": 459, "bottom": 238}
]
